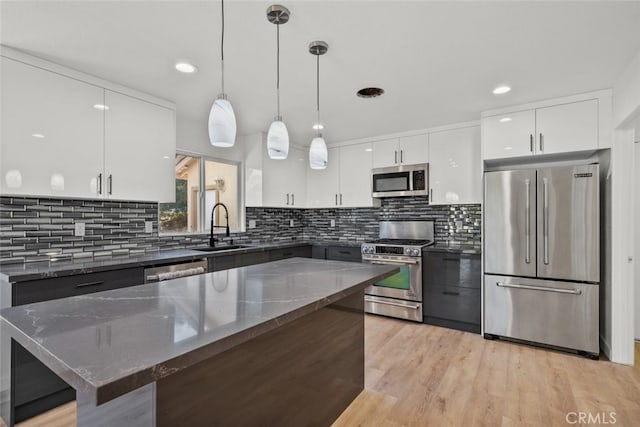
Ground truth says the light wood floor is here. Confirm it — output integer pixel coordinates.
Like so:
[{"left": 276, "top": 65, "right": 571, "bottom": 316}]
[{"left": 13, "top": 316, "right": 640, "bottom": 427}]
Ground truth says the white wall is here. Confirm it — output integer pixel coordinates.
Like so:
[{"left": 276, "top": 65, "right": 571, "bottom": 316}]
[
  {"left": 635, "top": 140, "right": 640, "bottom": 341},
  {"left": 176, "top": 115, "right": 245, "bottom": 163},
  {"left": 613, "top": 49, "right": 640, "bottom": 129}
]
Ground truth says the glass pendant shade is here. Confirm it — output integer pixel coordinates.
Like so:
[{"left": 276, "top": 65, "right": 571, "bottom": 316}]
[
  {"left": 309, "top": 136, "right": 328, "bottom": 169},
  {"left": 267, "top": 119, "right": 289, "bottom": 159},
  {"left": 208, "top": 97, "right": 236, "bottom": 147}
]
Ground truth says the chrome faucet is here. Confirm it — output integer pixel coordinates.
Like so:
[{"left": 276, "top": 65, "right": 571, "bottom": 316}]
[{"left": 209, "top": 202, "right": 230, "bottom": 247}]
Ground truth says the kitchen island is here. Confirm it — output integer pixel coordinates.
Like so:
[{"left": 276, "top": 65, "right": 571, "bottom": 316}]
[{"left": 0, "top": 258, "right": 397, "bottom": 426}]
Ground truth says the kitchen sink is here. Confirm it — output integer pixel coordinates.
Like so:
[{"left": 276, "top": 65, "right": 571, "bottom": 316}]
[{"left": 191, "top": 245, "right": 250, "bottom": 252}]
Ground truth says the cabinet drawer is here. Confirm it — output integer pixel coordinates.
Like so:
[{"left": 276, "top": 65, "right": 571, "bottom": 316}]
[
  {"left": 423, "top": 252, "right": 480, "bottom": 288},
  {"left": 423, "top": 285, "right": 481, "bottom": 325},
  {"left": 210, "top": 252, "right": 270, "bottom": 272},
  {"left": 268, "top": 246, "right": 312, "bottom": 261},
  {"left": 326, "top": 246, "right": 361, "bottom": 262},
  {"left": 14, "top": 267, "right": 144, "bottom": 305}
]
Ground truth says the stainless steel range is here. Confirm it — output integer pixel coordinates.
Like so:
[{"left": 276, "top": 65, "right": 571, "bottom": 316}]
[{"left": 361, "top": 221, "right": 434, "bottom": 322}]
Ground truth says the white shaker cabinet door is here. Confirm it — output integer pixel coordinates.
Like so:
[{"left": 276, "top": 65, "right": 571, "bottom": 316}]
[
  {"left": 104, "top": 90, "right": 175, "bottom": 202},
  {"left": 398, "top": 134, "right": 429, "bottom": 165},
  {"left": 535, "top": 99, "right": 598, "bottom": 155},
  {"left": 339, "top": 143, "right": 374, "bottom": 207},
  {"left": 1, "top": 57, "right": 104, "bottom": 198},
  {"left": 372, "top": 138, "right": 399, "bottom": 168},
  {"left": 482, "top": 109, "right": 535, "bottom": 160},
  {"left": 306, "top": 147, "right": 340, "bottom": 208},
  {"left": 429, "top": 126, "right": 481, "bottom": 205}
]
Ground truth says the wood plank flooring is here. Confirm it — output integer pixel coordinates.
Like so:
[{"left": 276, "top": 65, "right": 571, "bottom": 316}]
[{"left": 13, "top": 316, "right": 640, "bottom": 427}]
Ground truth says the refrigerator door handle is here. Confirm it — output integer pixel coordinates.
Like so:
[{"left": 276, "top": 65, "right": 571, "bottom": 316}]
[
  {"left": 525, "top": 179, "right": 531, "bottom": 264},
  {"left": 543, "top": 178, "right": 549, "bottom": 265},
  {"left": 497, "top": 281, "right": 582, "bottom": 295}
]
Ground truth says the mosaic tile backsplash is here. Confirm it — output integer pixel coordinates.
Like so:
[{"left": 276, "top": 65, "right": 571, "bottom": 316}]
[{"left": 0, "top": 196, "right": 480, "bottom": 264}]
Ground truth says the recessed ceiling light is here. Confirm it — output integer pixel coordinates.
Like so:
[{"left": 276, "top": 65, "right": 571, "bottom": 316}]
[
  {"left": 93, "top": 104, "right": 109, "bottom": 110},
  {"left": 365, "top": 148, "right": 373, "bottom": 152},
  {"left": 504, "top": 146, "right": 513, "bottom": 150},
  {"left": 32, "top": 133, "right": 45, "bottom": 139},
  {"left": 163, "top": 156, "right": 170, "bottom": 159},
  {"left": 357, "top": 87, "right": 384, "bottom": 98},
  {"left": 312, "top": 123, "right": 324, "bottom": 130},
  {"left": 493, "top": 85, "right": 511, "bottom": 95},
  {"left": 499, "top": 117, "right": 512, "bottom": 123},
  {"left": 175, "top": 62, "right": 198, "bottom": 74}
]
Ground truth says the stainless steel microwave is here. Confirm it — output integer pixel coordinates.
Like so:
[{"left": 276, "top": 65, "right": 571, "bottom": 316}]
[{"left": 371, "top": 163, "right": 429, "bottom": 198}]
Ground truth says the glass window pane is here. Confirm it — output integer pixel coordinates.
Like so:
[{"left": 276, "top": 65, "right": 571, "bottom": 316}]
[
  {"left": 204, "top": 159, "right": 238, "bottom": 232},
  {"left": 159, "top": 154, "right": 200, "bottom": 234}
]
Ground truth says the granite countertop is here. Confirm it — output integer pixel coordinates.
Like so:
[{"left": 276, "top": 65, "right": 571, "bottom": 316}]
[
  {"left": 0, "top": 258, "right": 397, "bottom": 405},
  {"left": 0, "top": 241, "right": 316, "bottom": 283},
  {"left": 423, "top": 240, "right": 482, "bottom": 254}
]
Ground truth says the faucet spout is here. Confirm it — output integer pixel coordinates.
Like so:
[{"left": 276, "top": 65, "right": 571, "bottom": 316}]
[{"left": 210, "top": 202, "right": 230, "bottom": 247}]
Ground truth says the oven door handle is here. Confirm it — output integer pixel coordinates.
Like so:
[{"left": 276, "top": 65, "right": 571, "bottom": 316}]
[
  {"left": 365, "top": 296, "right": 420, "bottom": 310},
  {"left": 368, "top": 259, "right": 419, "bottom": 266}
]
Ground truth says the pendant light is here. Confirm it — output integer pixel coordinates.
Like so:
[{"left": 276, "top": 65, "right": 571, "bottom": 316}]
[
  {"left": 308, "top": 41, "right": 328, "bottom": 170},
  {"left": 266, "top": 5, "right": 290, "bottom": 160},
  {"left": 208, "top": 0, "right": 237, "bottom": 147}
]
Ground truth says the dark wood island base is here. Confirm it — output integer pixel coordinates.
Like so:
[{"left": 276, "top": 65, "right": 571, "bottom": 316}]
[{"left": 157, "top": 290, "right": 364, "bottom": 426}]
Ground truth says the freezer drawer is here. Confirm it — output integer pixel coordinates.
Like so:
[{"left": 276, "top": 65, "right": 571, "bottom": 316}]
[{"left": 484, "top": 274, "right": 599, "bottom": 354}]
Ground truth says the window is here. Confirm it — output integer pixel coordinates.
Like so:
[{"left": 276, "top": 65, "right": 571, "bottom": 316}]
[{"left": 159, "top": 154, "right": 241, "bottom": 235}]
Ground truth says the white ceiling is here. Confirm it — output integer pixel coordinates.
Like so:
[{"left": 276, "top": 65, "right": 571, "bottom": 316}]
[{"left": 3, "top": 1, "right": 640, "bottom": 145}]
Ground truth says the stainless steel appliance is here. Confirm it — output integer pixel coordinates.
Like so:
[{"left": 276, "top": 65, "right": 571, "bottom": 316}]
[
  {"left": 484, "top": 164, "right": 600, "bottom": 358},
  {"left": 362, "top": 221, "right": 434, "bottom": 322},
  {"left": 144, "top": 259, "right": 208, "bottom": 283},
  {"left": 371, "top": 163, "right": 429, "bottom": 198}
]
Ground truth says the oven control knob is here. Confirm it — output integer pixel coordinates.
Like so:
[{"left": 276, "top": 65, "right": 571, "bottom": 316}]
[{"left": 413, "top": 249, "right": 420, "bottom": 256}]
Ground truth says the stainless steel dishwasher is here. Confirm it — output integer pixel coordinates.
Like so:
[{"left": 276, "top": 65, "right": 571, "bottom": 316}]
[{"left": 144, "top": 259, "right": 208, "bottom": 283}]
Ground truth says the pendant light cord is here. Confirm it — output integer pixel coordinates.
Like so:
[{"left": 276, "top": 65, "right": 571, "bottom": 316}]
[
  {"left": 221, "top": 0, "right": 225, "bottom": 94},
  {"left": 316, "top": 54, "right": 320, "bottom": 135},
  {"left": 276, "top": 22, "right": 281, "bottom": 118}
]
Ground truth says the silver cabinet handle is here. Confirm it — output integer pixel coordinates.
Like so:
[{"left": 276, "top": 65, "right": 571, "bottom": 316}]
[
  {"left": 369, "top": 259, "right": 419, "bottom": 266},
  {"left": 335, "top": 194, "right": 338, "bottom": 206},
  {"left": 529, "top": 134, "right": 534, "bottom": 153},
  {"left": 543, "top": 178, "right": 549, "bottom": 265},
  {"left": 286, "top": 193, "right": 290, "bottom": 205},
  {"left": 400, "top": 150, "right": 404, "bottom": 163},
  {"left": 525, "top": 178, "right": 531, "bottom": 264},
  {"left": 291, "top": 194, "right": 295, "bottom": 206},
  {"left": 107, "top": 174, "right": 113, "bottom": 195},
  {"left": 539, "top": 133, "right": 544, "bottom": 152},
  {"left": 365, "top": 296, "right": 420, "bottom": 309},
  {"left": 339, "top": 193, "right": 343, "bottom": 205},
  {"left": 394, "top": 150, "right": 398, "bottom": 164},
  {"left": 97, "top": 173, "right": 103, "bottom": 195},
  {"left": 497, "top": 282, "right": 581, "bottom": 295},
  {"left": 429, "top": 188, "right": 433, "bottom": 201}
]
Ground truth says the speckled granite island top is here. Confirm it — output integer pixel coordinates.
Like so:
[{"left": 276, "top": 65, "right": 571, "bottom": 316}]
[{"left": 0, "top": 258, "right": 397, "bottom": 406}]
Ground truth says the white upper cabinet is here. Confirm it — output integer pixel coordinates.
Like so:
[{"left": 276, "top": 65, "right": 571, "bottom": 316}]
[
  {"left": 0, "top": 51, "right": 176, "bottom": 202},
  {"left": 429, "top": 126, "right": 481, "bottom": 205},
  {"left": 339, "top": 143, "right": 374, "bottom": 207},
  {"left": 306, "top": 147, "right": 340, "bottom": 208},
  {"left": 1, "top": 57, "right": 104, "bottom": 198},
  {"left": 372, "top": 138, "right": 399, "bottom": 168},
  {"left": 398, "top": 134, "right": 429, "bottom": 165},
  {"left": 372, "top": 135, "right": 429, "bottom": 168},
  {"left": 535, "top": 100, "right": 598, "bottom": 155},
  {"left": 482, "top": 110, "right": 535, "bottom": 160},
  {"left": 104, "top": 90, "right": 175, "bottom": 202},
  {"left": 262, "top": 146, "right": 307, "bottom": 207},
  {"left": 483, "top": 97, "right": 601, "bottom": 161},
  {"left": 245, "top": 134, "right": 307, "bottom": 208}
]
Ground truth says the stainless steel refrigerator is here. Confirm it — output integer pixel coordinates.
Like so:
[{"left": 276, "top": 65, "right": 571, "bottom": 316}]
[{"left": 484, "top": 164, "right": 599, "bottom": 358}]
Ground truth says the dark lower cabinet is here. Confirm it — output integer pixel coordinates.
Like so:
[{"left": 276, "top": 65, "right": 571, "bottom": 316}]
[
  {"left": 422, "top": 252, "right": 481, "bottom": 333},
  {"left": 12, "top": 267, "right": 144, "bottom": 423},
  {"left": 325, "top": 246, "right": 362, "bottom": 263},
  {"left": 209, "top": 245, "right": 312, "bottom": 272}
]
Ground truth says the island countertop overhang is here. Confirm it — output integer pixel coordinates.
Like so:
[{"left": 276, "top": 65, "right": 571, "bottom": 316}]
[{"left": 0, "top": 258, "right": 398, "bottom": 405}]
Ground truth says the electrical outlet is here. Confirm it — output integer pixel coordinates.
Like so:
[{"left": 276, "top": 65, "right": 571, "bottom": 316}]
[
  {"left": 145, "top": 221, "right": 153, "bottom": 233},
  {"left": 289, "top": 219, "right": 295, "bottom": 227},
  {"left": 455, "top": 220, "right": 463, "bottom": 229},
  {"left": 330, "top": 219, "right": 336, "bottom": 227},
  {"left": 249, "top": 220, "right": 256, "bottom": 229},
  {"left": 74, "top": 222, "right": 85, "bottom": 237}
]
